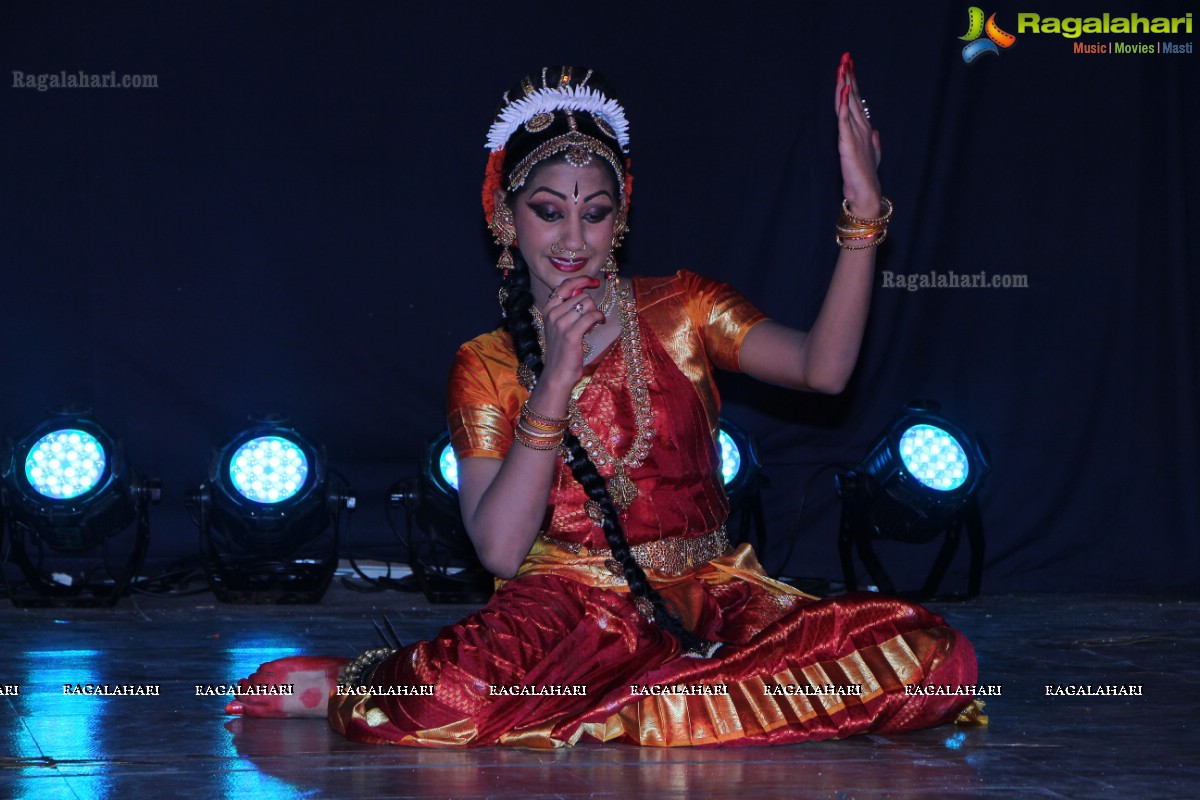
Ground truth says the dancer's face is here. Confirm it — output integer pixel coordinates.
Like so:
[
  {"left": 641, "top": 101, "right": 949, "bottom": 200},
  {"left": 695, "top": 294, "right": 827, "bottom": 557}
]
[{"left": 503, "top": 160, "right": 618, "bottom": 306}]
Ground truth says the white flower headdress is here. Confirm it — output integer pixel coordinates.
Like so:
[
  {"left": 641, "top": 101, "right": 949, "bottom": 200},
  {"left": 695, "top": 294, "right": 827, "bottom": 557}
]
[{"left": 485, "top": 85, "right": 630, "bottom": 153}]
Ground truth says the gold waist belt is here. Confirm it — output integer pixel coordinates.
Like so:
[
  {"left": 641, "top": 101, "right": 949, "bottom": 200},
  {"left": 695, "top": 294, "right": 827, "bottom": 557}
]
[{"left": 544, "top": 526, "right": 730, "bottom": 578}]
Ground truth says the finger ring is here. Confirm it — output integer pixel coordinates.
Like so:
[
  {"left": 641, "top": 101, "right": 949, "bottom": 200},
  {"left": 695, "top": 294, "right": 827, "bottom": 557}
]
[
  {"left": 860, "top": 98, "right": 871, "bottom": 120},
  {"left": 548, "top": 287, "right": 560, "bottom": 301},
  {"left": 572, "top": 302, "right": 584, "bottom": 314}
]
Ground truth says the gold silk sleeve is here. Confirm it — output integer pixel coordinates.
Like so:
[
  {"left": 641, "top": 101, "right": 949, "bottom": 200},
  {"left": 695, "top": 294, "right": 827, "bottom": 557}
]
[
  {"left": 446, "top": 333, "right": 524, "bottom": 460},
  {"left": 636, "top": 271, "right": 769, "bottom": 443},
  {"left": 681, "top": 270, "right": 769, "bottom": 373}
]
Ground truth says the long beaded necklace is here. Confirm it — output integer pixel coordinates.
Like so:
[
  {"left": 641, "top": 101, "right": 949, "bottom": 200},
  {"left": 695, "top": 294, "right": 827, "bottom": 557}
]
[
  {"left": 568, "top": 281, "right": 654, "bottom": 513},
  {"left": 525, "top": 280, "right": 655, "bottom": 513}
]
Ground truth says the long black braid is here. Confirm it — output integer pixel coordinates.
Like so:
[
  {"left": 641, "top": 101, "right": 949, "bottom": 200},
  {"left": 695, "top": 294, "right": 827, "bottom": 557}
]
[{"left": 500, "top": 242, "right": 713, "bottom": 656}]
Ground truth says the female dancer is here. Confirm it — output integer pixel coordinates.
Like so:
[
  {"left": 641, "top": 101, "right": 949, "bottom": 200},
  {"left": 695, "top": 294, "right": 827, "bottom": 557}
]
[{"left": 229, "top": 57, "right": 983, "bottom": 747}]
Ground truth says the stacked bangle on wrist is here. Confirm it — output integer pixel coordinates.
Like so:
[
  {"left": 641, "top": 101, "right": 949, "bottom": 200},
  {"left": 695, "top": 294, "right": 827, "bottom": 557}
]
[
  {"left": 514, "top": 423, "right": 564, "bottom": 450},
  {"left": 515, "top": 402, "right": 568, "bottom": 451},
  {"left": 836, "top": 196, "right": 893, "bottom": 250},
  {"left": 521, "top": 402, "right": 568, "bottom": 432}
]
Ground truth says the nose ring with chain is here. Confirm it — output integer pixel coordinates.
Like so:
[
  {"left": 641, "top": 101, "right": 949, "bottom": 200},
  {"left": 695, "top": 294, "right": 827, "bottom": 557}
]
[{"left": 551, "top": 241, "right": 588, "bottom": 259}]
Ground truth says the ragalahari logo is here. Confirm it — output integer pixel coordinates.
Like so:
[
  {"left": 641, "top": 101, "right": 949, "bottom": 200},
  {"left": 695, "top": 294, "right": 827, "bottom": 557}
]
[{"left": 959, "top": 7, "right": 1017, "bottom": 62}]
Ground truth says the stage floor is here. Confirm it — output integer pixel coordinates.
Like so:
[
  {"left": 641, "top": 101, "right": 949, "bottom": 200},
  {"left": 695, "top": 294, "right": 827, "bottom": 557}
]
[{"left": 2, "top": 584, "right": 1196, "bottom": 799}]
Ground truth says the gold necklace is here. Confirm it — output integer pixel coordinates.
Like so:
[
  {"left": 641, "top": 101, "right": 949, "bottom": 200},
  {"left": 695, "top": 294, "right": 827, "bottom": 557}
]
[
  {"left": 598, "top": 274, "right": 619, "bottom": 315},
  {"left": 567, "top": 281, "right": 654, "bottom": 513},
  {"left": 522, "top": 281, "right": 655, "bottom": 514},
  {"left": 582, "top": 277, "right": 618, "bottom": 359}
]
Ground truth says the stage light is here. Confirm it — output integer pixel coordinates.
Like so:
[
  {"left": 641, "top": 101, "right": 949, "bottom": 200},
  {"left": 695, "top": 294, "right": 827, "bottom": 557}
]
[
  {"left": 387, "top": 430, "right": 492, "bottom": 604},
  {"left": 228, "top": 435, "right": 310, "bottom": 504},
  {"left": 716, "top": 420, "right": 768, "bottom": 553},
  {"left": 718, "top": 428, "right": 743, "bottom": 486},
  {"left": 25, "top": 429, "right": 107, "bottom": 499},
  {"left": 187, "top": 416, "right": 355, "bottom": 604},
  {"left": 1, "top": 409, "right": 161, "bottom": 607},
  {"left": 898, "top": 424, "right": 969, "bottom": 491},
  {"left": 433, "top": 436, "right": 460, "bottom": 493},
  {"left": 836, "top": 402, "right": 990, "bottom": 599}
]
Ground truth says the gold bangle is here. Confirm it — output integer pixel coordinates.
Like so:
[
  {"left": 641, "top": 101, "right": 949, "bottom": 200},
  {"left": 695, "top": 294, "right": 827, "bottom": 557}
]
[
  {"left": 515, "top": 432, "right": 559, "bottom": 451},
  {"left": 521, "top": 402, "right": 569, "bottom": 428},
  {"left": 835, "top": 218, "right": 885, "bottom": 234},
  {"left": 836, "top": 226, "right": 881, "bottom": 239},
  {"left": 514, "top": 426, "right": 563, "bottom": 451},
  {"left": 836, "top": 228, "right": 888, "bottom": 250},
  {"left": 520, "top": 411, "right": 568, "bottom": 434},
  {"left": 840, "top": 196, "right": 893, "bottom": 226},
  {"left": 516, "top": 420, "right": 564, "bottom": 441}
]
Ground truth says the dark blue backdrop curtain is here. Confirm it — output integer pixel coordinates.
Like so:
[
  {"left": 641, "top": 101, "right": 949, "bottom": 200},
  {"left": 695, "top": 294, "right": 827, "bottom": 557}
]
[{"left": 2, "top": 0, "right": 1196, "bottom": 593}]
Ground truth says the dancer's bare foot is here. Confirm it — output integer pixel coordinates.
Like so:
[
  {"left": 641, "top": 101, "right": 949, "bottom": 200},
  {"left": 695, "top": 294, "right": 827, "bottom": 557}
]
[{"left": 225, "top": 656, "right": 346, "bottom": 718}]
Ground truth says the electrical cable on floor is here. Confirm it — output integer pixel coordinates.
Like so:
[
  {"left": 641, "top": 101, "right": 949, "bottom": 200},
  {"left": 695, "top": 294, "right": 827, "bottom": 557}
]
[
  {"left": 338, "top": 480, "right": 415, "bottom": 593},
  {"left": 770, "top": 461, "right": 852, "bottom": 595}
]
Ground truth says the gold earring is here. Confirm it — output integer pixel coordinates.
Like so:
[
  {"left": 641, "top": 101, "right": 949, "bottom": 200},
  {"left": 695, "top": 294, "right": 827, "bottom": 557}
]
[
  {"left": 603, "top": 212, "right": 627, "bottom": 274},
  {"left": 490, "top": 204, "right": 516, "bottom": 272}
]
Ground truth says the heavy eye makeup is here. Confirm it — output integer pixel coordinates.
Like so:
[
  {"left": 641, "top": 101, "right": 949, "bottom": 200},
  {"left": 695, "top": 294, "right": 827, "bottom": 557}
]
[
  {"left": 582, "top": 204, "right": 614, "bottom": 224},
  {"left": 526, "top": 202, "right": 564, "bottom": 222},
  {"left": 524, "top": 202, "right": 614, "bottom": 224}
]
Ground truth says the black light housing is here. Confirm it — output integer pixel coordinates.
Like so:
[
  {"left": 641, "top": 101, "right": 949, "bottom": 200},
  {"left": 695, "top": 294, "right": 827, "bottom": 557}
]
[
  {"left": 388, "top": 430, "right": 492, "bottom": 604},
  {"left": 1, "top": 409, "right": 160, "bottom": 607},
  {"left": 717, "top": 420, "right": 768, "bottom": 553},
  {"left": 835, "top": 402, "right": 990, "bottom": 599},
  {"left": 187, "top": 416, "right": 355, "bottom": 603}
]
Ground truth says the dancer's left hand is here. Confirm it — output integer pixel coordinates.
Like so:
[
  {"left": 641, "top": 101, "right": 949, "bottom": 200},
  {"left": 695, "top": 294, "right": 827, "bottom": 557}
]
[{"left": 835, "top": 52, "right": 883, "bottom": 217}]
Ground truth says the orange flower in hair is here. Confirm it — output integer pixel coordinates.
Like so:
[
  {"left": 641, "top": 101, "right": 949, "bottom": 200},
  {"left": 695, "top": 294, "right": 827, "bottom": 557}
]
[{"left": 481, "top": 149, "right": 505, "bottom": 221}]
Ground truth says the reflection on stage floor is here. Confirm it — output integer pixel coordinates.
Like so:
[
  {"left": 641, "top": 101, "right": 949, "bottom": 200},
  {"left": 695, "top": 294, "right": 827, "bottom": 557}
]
[{"left": 3, "top": 587, "right": 1196, "bottom": 799}]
